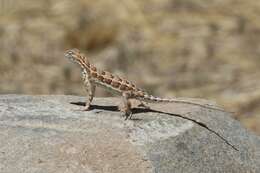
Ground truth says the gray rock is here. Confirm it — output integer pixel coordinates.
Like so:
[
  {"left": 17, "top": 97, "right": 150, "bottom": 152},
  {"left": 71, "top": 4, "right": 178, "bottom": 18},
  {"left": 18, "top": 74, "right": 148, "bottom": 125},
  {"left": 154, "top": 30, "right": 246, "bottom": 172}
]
[{"left": 0, "top": 95, "right": 259, "bottom": 173}]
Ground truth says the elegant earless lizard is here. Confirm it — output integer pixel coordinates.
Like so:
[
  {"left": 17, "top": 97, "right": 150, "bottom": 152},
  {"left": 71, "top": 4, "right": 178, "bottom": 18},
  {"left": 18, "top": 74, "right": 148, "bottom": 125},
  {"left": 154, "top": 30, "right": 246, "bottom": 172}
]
[{"left": 65, "top": 49, "right": 227, "bottom": 119}]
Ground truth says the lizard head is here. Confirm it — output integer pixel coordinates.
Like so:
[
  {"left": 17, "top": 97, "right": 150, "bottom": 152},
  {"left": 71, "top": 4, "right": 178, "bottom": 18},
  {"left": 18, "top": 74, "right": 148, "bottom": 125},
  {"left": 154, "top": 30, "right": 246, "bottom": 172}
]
[
  {"left": 64, "top": 48, "right": 81, "bottom": 63},
  {"left": 64, "top": 49, "right": 90, "bottom": 68}
]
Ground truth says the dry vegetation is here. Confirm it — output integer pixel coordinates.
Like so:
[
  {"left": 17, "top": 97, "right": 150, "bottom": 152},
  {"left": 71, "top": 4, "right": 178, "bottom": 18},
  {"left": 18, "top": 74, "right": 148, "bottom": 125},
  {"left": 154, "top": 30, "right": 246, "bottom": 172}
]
[{"left": 0, "top": 0, "right": 260, "bottom": 134}]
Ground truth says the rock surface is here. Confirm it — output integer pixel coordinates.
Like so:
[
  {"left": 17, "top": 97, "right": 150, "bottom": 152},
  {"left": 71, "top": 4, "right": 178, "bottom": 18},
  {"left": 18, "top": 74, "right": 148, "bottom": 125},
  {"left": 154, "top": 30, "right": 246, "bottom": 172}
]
[{"left": 0, "top": 95, "right": 259, "bottom": 173}]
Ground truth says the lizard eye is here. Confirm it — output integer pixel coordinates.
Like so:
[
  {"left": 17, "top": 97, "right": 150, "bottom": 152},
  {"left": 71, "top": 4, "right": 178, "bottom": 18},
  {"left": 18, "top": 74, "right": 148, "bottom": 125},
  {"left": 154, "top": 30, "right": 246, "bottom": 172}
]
[
  {"left": 65, "top": 50, "right": 74, "bottom": 57},
  {"left": 64, "top": 49, "right": 81, "bottom": 64},
  {"left": 67, "top": 50, "right": 73, "bottom": 55}
]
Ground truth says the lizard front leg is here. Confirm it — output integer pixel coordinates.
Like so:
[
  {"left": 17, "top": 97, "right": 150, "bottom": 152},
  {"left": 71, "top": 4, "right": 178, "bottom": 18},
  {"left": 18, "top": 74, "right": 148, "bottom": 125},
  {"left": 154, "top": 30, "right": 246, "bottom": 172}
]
[{"left": 83, "top": 77, "right": 96, "bottom": 111}]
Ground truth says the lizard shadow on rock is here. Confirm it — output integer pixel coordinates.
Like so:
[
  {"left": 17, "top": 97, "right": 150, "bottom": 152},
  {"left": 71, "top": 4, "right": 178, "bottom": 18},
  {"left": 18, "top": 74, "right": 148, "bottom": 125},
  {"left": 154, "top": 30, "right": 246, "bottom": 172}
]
[
  {"left": 133, "top": 108, "right": 239, "bottom": 151},
  {"left": 71, "top": 102, "right": 160, "bottom": 114},
  {"left": 70, "top": 102, "right": 119, "bottom": 112},
  {"left": 70, "top": 101, "right": 238, "bottom": 151}
]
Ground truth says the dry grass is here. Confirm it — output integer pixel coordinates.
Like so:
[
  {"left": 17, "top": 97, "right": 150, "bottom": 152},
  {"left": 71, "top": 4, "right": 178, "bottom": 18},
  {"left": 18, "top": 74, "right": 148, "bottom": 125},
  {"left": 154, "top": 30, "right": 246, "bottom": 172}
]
[{"left": 0, "top": 0, "right": 260, "bottom": 134}]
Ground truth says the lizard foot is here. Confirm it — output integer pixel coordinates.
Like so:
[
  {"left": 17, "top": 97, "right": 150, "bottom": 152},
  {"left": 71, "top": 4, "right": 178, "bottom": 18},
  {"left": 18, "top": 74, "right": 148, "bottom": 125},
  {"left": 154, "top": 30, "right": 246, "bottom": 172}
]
[{"left": 124, "top": 111, "right": 133, "bottom": 120}]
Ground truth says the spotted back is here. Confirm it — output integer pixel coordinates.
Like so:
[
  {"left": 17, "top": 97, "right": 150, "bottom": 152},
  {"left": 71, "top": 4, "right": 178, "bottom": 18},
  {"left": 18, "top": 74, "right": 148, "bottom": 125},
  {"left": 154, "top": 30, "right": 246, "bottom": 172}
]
[{"left": 65, "top": 49, "right": 148, "bottom": 96}]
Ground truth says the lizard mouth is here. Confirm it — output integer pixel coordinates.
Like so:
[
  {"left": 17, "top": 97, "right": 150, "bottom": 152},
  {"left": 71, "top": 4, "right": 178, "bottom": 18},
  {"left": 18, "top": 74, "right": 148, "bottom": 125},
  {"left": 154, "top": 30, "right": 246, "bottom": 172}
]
[
  {"left": 64, "top": 49, "right": 80, "bottom": 61},
  {"left": 64, "top": 50, "right": 76, "bottom": 62}
]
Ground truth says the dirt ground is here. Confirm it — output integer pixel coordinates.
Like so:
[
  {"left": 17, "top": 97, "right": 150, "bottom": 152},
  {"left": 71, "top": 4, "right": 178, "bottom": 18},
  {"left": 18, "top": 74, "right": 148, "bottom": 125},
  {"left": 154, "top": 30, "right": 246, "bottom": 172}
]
[{"left": 0, "top": 0, "right": 260, "bottom": 134}]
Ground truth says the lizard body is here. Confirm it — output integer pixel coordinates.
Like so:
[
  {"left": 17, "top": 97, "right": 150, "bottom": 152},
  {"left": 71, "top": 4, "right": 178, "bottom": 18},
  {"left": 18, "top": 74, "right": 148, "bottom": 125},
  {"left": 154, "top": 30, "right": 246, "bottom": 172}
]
[{"left": 65, "top": 49, "right": 226, "bottom": 119}]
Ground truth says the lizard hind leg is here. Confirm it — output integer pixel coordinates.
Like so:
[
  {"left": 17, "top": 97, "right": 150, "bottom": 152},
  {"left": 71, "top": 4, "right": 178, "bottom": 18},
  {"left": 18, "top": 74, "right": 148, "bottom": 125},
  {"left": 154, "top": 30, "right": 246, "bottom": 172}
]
[
  {"left": 119, "top": 92, "right": 133, "bottom": 120},
  {"left": 136, "top": 100, "right": 150, "bottom": 109}
]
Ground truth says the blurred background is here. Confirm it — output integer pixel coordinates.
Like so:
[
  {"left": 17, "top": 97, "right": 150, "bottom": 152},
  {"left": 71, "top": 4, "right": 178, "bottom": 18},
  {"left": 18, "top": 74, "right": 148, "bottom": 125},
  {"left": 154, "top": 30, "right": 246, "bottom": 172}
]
[{"left": 0, "top": 0, "right": 260, "bottom": 134}]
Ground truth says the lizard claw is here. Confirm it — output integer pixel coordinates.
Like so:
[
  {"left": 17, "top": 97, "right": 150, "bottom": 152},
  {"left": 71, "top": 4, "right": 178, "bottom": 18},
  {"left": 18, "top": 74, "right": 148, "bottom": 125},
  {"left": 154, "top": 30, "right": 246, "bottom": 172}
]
[
  {"left": 118, "top": 106, "right": 133, "bottom": 120},
  {"left": 124, "top": 111, "right": 133, "bottom": 120}
]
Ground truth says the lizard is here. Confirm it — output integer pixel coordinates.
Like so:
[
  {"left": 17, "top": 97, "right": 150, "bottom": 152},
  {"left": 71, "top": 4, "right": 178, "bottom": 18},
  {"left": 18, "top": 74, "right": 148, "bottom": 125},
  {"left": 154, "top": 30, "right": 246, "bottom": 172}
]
[{"left": 64, "top": 48, "right": 228, "bottom": 120}]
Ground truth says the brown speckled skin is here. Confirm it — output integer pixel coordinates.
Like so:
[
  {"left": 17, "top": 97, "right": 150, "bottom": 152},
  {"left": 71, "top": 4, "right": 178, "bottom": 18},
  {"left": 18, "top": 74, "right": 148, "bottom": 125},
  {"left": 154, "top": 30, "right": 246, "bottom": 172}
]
[{"left": 65, "top": 49, "right": 227, "bottom": 119}]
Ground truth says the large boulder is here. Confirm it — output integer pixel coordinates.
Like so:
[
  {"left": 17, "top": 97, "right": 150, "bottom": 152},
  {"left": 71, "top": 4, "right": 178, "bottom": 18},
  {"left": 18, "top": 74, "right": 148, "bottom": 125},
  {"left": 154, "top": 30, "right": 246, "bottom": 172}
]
[{"left": 0, "top": 95, "right": 259, "bottom": 173}]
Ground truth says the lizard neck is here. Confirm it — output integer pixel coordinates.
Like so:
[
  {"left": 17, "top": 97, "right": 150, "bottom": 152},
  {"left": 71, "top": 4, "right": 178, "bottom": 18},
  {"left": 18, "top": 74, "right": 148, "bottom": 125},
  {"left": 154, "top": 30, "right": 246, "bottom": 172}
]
[{"left": 75, "top": 56, "right": 91, "bottom": 74}]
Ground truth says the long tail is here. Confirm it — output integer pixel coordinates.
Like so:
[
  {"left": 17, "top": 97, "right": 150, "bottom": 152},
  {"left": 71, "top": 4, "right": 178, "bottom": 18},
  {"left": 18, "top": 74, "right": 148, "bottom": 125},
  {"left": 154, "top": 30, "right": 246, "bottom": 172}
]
[{"left": 139, "top": 94, "right": 229, "bottom": 113}]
